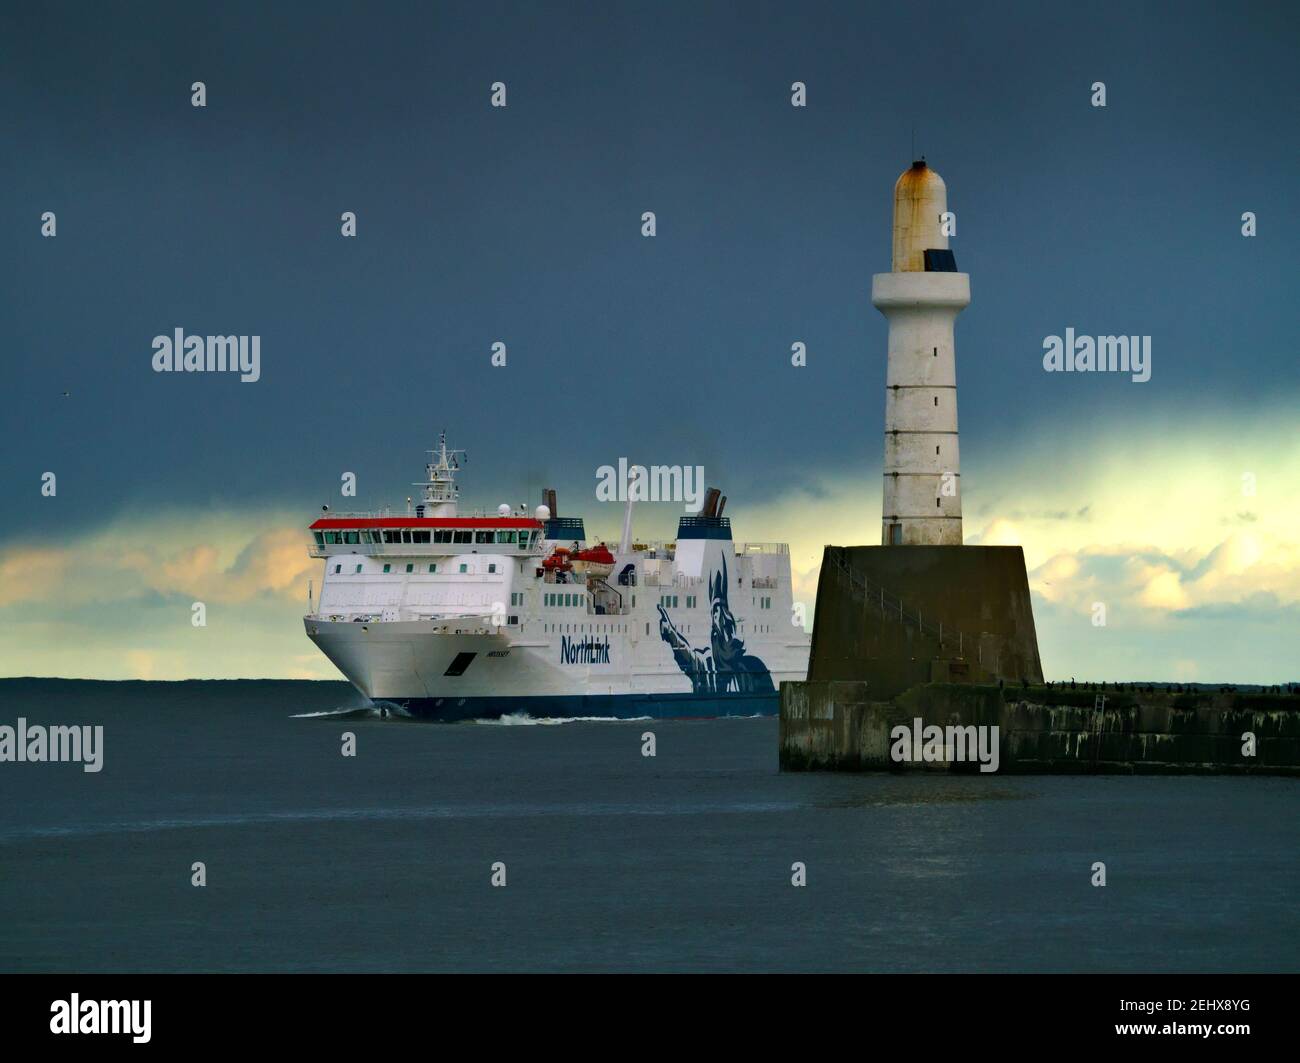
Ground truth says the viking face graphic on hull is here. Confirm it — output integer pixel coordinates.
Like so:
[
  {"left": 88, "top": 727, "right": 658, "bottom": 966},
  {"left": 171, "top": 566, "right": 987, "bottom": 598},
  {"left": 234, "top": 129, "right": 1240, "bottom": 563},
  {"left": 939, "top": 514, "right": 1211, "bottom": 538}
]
[{"left": 658, "top": 556, "right": 775, "bottom": 695}]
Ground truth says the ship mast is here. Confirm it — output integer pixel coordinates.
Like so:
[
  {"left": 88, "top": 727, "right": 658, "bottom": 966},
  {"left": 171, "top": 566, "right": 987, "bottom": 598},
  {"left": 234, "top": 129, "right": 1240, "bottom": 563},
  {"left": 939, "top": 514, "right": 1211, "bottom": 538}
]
[{"left": 411, "top": 430, "right": 465, "bottom": 518}]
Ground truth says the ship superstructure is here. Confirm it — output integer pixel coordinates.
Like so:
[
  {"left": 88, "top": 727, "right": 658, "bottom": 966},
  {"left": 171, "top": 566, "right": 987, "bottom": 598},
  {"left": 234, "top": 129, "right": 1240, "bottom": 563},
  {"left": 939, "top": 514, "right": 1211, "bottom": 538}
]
[{"left": 304, "top": 434, "right": 811, "bottom": 719}]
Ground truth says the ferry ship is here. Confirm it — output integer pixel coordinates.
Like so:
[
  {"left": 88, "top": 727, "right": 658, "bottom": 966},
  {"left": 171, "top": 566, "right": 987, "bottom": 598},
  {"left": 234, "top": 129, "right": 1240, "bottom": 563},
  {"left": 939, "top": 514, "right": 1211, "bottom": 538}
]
[{"left": 304, "top": 435, "right": 810, "bottom": 720}]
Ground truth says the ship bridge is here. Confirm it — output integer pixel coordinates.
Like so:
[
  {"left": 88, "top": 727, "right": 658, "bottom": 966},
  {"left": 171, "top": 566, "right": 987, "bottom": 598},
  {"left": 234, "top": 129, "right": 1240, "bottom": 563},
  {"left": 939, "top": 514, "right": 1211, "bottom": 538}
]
[{"left": 309, "top": 516, "right": 543, "bottom": 557}]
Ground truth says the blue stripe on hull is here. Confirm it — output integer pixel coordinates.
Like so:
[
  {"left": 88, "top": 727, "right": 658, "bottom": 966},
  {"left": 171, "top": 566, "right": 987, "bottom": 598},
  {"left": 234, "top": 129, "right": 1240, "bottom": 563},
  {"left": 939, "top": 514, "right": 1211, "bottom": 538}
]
[{"left": 383, "top": 691, "right": 777, "bottom": 722}]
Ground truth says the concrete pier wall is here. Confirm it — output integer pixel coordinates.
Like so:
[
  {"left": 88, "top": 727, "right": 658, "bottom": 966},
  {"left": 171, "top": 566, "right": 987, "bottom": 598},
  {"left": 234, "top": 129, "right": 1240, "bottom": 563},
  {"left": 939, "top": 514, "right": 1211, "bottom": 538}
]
[{"left": 779, "top": 681, "right": 1300, "bottom": 775}]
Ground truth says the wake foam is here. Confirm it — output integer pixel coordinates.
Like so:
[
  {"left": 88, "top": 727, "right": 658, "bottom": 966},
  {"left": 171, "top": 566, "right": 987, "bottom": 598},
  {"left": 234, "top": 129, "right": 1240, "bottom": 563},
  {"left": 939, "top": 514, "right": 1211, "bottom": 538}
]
[
  {"left": 473, "top": 713, "right": 653, "bottom": 726},
  {"left": 291, "top": 702, "right": 412, "bottom": 720}
]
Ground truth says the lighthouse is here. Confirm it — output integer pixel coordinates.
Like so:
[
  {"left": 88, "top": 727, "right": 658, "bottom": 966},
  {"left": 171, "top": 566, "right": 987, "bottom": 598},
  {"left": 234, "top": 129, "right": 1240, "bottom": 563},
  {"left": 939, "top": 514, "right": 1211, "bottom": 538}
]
[{"left": 872, "top": 160, "right": 969, "bottom": 546}]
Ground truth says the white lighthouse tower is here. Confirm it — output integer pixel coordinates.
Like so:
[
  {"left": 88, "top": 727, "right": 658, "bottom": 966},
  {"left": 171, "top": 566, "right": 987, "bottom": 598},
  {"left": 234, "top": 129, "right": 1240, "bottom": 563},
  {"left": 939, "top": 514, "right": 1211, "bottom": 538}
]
[{"left": 872, "top": 159, "right": 970, "bottom": 546}]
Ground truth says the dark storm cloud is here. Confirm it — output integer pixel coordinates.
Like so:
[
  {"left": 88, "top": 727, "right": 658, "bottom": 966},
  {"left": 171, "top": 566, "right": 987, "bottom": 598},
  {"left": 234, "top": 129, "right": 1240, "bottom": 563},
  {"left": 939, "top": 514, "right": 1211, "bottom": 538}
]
[{"left": 2, "top": 0, "right": 1296, "bottom": 541}]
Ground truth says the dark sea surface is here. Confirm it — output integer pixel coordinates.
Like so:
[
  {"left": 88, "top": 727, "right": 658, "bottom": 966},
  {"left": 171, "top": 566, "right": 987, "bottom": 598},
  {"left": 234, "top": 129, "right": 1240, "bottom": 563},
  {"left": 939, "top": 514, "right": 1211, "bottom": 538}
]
[{"left": 0, "top": 678, "right": 1296, "bottom": 973}]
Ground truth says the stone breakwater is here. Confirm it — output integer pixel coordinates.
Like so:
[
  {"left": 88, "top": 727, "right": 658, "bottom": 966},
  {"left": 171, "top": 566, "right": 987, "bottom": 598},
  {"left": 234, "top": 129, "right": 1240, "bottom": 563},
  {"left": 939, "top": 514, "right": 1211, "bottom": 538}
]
[{"left": 779, "top": 681, "right": 1300, "bottom": 775}]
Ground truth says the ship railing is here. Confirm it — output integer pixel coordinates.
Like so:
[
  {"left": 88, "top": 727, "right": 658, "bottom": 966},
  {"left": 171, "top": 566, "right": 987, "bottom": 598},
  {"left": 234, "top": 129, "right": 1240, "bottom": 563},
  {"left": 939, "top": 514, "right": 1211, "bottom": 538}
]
[
  {"left": 828, "top": 550, "right": 985, "bottom": 661},
  {"left": 310, "top": 508, "right": 535, "bottom": 520},
  {"left": 737, "top": 542, "right": 788, "bottom": 555}
]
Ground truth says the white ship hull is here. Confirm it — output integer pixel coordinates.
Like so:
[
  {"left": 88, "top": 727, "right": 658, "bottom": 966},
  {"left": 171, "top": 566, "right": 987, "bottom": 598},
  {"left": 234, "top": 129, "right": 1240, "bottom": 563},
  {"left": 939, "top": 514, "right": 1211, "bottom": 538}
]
[{"left": 305, "top": 615, "right": 810, "bottom": 719}]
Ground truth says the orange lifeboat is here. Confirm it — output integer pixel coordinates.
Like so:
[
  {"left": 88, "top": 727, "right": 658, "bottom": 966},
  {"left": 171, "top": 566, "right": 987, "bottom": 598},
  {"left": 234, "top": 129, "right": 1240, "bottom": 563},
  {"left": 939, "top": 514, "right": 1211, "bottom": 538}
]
[
  {"left": 570, "top": 543, "right": 615, "bottom": 579},
  {"left": 542, "top": 547, "right": 572, "bottom": 571}
]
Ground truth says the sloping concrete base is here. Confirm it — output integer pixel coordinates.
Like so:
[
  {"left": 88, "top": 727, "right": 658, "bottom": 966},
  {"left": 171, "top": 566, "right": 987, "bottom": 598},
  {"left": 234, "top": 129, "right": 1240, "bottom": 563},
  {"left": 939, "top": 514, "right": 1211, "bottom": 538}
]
[{"left": 808, "top": 544, "right": 1043, "bottom": 699}]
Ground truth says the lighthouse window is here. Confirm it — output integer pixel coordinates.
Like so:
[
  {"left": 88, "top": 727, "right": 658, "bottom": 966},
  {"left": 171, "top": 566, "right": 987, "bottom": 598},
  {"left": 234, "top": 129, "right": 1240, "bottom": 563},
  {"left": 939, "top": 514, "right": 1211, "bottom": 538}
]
[
  {"left": 933, "top": 347, "right": 937, "bottom": 356},
  {"left": 334, "top": 564, "right": 341, "bottom": 574},
  {"left": 936, "top": 445, "right": 941, "bottom": 454},
  {"left": 453, "top": 531, "right": 472, "bottom": 544},
  {"left": 936, "top": 498, "right": 941, "bottom": 507},
  {"left": 923, "top": 248, "right": 958, "bottom": 272},
  {"left": 934, "top": 396, "right": 939, "bottom": 406},
  {"left": 355, "top": 564, "right": 362, "bottom": 574},
  {"left": 383, "top": 563, "right": 391, "bottom": 573}
]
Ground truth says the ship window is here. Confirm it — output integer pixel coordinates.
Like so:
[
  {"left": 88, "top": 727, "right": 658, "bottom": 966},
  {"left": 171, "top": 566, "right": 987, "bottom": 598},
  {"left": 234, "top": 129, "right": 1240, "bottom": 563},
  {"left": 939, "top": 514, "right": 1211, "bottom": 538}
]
[
  {"left": 434, "top": 530, "right": 452, "bottom": 543},
  {"left": 344, "top": 531, "right": 359, "bottom": 544},
  {"left": 454, "top": 531, "right": 472, "bottom": 544},
  {"left": 334, "top": 564, "right": 341, "bottom": 574},
  {"left": 383, "top": 530, "right": 399, "bottom": 544},
  {"left": 324, "top": 531, "right": 339, "bottom": 544},
  {"left": 458, "top": 563, "right": 468, "bottom": 573},
  {"left": 383, "top": 563, "right": 391, "bottom": 573},
  {"left": 355, "top": 564, "right": 362, "bottom": 574},
  {"left": 497, "top": 531, "right": 515, "bottom": 543},
  {"left": 488, "top": 564, "right": 497, "bottom": 573},
  {"left": 631, "top": 595, "right": 636, "bottom": 607},
  {"left": 313, "top": 532, "right": 324, "bottom": 546},
  {"left": 405, "top": 563, "right": 414, "bottom": 573},
  {"left": 508, "top": 615, "right": 518, "bottom": 626},
  {"left": 475, "top": 531, "right": 494, "bottom": 544},
  {"left": 429, "top": 563, "right": 437, "bottom": 573},
  {"left": 412, "top": 530, "right": 430, "bottom": 544},
  {"left": 401, "top": 530, "right": 412, "bottom": 543}
]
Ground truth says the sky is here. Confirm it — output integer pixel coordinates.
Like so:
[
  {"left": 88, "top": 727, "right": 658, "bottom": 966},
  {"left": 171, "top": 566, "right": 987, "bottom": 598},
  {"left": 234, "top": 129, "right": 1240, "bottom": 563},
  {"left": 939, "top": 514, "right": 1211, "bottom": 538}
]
[{"left": 1, "top": 0, "right": 1297, "bottom": 682}]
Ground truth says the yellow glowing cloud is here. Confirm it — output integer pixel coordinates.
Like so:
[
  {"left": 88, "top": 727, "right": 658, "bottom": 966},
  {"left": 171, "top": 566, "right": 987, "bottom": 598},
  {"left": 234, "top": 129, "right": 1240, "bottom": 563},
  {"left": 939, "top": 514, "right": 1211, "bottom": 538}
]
[{"left": 1, "top": 407, "right": 1297, "bottom": 682}]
